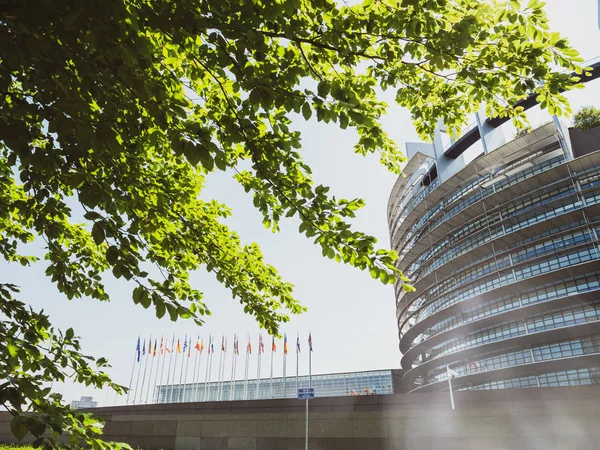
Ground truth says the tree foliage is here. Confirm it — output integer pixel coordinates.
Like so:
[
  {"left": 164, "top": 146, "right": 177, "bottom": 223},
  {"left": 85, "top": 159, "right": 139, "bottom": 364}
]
[
  {"left": 0, "top": 0, "right": 587, "bottom": 445},
  {"left": 573, "top": 106, "right": 600, "bottom": 131}
]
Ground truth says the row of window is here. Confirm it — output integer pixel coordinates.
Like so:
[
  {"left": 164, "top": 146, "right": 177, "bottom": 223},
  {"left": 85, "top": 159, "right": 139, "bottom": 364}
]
[
  {"left": 400, "top": 156, "right": 578, "bottom": 263},
  {"left": 421, "top": 301, "right": 600, "bottom": 364},
  {"left": 416, "top": 245, "right": 599, "bottom": 325},
  {"left": 156, "top": 372, "right": 394, "bottom": 402},
  {"left": 417, "top": 228, "right": 595, "bottom": 308},
  {"left": 427, "top": 335, "right": 600, "bottom": 385},
  {"left": 465, "top": 367, "right": 600, "bottom": 391},
  {"left": 406, "top": 188, "right": 592, "bottom": 286},
  {"left": 396, "top": 152, "right": 565, "bottom": 257},
  {"left": 412, "top": 272, "right": 600, "bottom": 347},
  {"left": 401, "top": 166, "right": 600, "bottom": 288}
]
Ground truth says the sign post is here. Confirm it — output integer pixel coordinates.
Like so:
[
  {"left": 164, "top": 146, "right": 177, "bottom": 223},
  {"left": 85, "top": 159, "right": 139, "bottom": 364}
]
[
  {"left": 447, "top": 366, "right": 457, "bottom": 410},
  {"left": 298, "top": 388, "right": 315, "bottom": 450}
]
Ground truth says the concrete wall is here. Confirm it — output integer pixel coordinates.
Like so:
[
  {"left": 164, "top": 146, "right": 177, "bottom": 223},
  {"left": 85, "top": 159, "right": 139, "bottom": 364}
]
[{"left": 3, "top": 386, "right": 600, "bottom": 449}]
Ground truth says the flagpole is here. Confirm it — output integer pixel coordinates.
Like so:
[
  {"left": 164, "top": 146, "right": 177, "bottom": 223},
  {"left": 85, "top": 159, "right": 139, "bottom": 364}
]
[
  {"left": 149, "top": 336, "right": 162, "bottom": 404},
  {"left": 195, "top": 338, "right": 204, "bottom": 401},
  {"left": 283, "top": 333, "right": 287, "bottom": 399},
  {"left": 158, "top": 336, "right": 170, "bottom": 403},
  {"left": 164, "top": 335, "right": 175, "bottom": 403},
  {"left": 206, "top": 336, "right": 214, "bottom": 402},
  {"left": 309, "top": 332, "right": 312, "bottom": 389},
  {"left": 169, "top": 337, "right": 179, "bottom": 403},
  {"left": 133, "top": 338, "right": 145, "bottom": 404},
  {"left": 191, "top": 337, "right": 199, "bottom": 402},
  {"left": 217, "top": 336, "right": 224, "bottom": 401},
  {"left": 296, "top": 332, "right": 299, "bottom": 395},
  {"left": 220, "top": 336, "right": 227, "bottom": 401},
  {"left": 230, "top": 335, "right": 237, "bottom": 401},
  {"left": 256, "top": 334, "right": 261, "bottom": 400},
  {"left": 125, "top": 336, "right": 139, "bottom": 405},
  {"left": 270, "top": 336, "right": 275, "bottom": 399},
  {"left": 139, "top": 335, "right": 152, "bottom": 404},
  {"left": 244, "top": 334, "right": 250, "bottom": 400},
  {"left": 208, "top": 338, "right": 214, "bottom": 401},
  {"left": 221, "top": 336, "right": 228, "bottom": 400},
  {"left": 177, "top": 336, "right": 188, "bottom": 403},
  {"left": 144, "top": 338, "right": 156, "bottom": 403},
  {"left": 183, "top": 340, "right": 191, "bottom": 402},
  {"left": 204, "top": 336, "right": 211, "bottom": 401}
]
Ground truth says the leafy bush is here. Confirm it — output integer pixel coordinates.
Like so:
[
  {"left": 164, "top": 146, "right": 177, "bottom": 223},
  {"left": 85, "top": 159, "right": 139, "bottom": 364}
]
[
  {"left": 514, "top": 127, "right": 532, "bottom": 138},
  {"left": 573, "top": 106, "right": 600, "bottom": 131}
]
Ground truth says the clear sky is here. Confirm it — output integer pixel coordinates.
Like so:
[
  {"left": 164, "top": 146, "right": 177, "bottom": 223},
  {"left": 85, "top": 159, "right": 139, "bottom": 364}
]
[{"left": 2, "top": 0, "right": 600, "bottom": 406}]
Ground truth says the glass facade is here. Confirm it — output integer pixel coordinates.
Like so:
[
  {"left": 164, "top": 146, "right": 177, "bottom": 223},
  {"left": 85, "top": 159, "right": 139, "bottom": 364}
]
[
  {"left": 389, "top": 121, "right": 600, "bottom": 393},
  {"left": 155, "top": 369, "right": 394, "bottom": 403}
]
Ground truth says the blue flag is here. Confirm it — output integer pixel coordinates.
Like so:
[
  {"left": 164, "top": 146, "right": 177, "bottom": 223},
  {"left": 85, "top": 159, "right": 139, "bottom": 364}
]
[{"left": 136, "top": 336, "right": 141, "bottom": 362}]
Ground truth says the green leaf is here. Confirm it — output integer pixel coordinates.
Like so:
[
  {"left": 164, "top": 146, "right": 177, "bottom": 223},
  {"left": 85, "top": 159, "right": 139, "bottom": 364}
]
[
  {"left": 132, "top": 286, "right": 144, "bottom": 304},
  {"left": 10, "top": 417, "right": 28, "bottom": 441},
  {"left": 302, "top": 102, "right": 312, "bottom": 120},
  {"left": 317, "top": 80, "right": 330, "bottom": 97},
  {"left": 91, "top": 222, "right": 105, "bottom": 246},
  {"left": 155, "top": 299, "right": 166, "bottom": 319},
  {"left": 106, "top": 246, "right": 119, "bottom": 264}
]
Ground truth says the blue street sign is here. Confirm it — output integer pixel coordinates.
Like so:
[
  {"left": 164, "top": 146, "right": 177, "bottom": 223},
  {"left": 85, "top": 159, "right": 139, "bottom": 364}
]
[{"left": 297, "top": 388, "right": 315, "bottom": 399}]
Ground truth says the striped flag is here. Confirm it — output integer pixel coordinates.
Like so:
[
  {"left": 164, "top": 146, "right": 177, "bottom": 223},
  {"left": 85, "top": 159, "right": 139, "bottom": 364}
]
[
  {"left": 154, "top": 338, "right": 158, "bottom": 356},
  {"left": 308, "top": 333, "right": 313, "bottom": 352},
  {"left": 177, "top": 339, "right": 181, "bottom": 354},
  {"left": 272, "top": 336, "right": 276, "bottom": 352},
  {"left": 283, "top": 333, "right": 288, "bottom": 355}
]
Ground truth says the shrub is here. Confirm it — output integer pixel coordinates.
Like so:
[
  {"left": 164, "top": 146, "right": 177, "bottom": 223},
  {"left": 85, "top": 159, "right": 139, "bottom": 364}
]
[
  {"left": 514, "top": 126, "right": 532, "bottom": 138},
  {"left": 573, "top": 106, "right": 600, "bottom": 131}
]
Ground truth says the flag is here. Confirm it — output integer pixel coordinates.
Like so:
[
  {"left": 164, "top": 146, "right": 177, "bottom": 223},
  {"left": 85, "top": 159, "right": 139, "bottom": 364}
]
[
  {"left": 160, "top": 337, "right": 164, "bottom": 354},
  {"left": 148, "top": 339, "right": 152, "bottom": 354},
  {"left": 177, "top": 339, "right": 181, "bottom": 354},
  {"left": 136, "top": 336, "right": 141, "bottom": 362},
  {"left": 308, "top": 333, "right": 313, "bottom": 352},
  {"left": 296, "top": 335, "right": 300, "bottom": 353},
  {"left": 247, "top": 335, "right": 252, "bottom": 354},
  {"left": 195, "top": 338, "right": 201, "bottom": 351},
  {"left": 447, "top": 366, "right": 458, "bottom": 379},
  {"left": 259, "top": 334, "right": 264, "bottom": 354},
  {"left": 183, "top": 336, "right": 188, "bottom": 353},
  {"left": 211, "top": 338, "right": 214, "bottom": 354},
  {"left": 283, "top": 333, "right": 288, "bottom": 355},
  {"left": 188, "top": 341, "right": 191, "bottom": 357},
  {"left": 201, "top": 338, "right": 205, "bottom": 354},
  {"left": 142, "top": 339, "right": 146, "bottom": 356},
  {"left": 154, "top": 338, "right": 158, "bottom": 356},
  {"left": 221, "top": 336, "right": 225, "bottom": 352},
  {"left": 208, "top": 335, "right": 212, "bottom": 354},
  {"left": 272, "top": 336, "right": 276, "bottom": 352},
  {"left": 235, "top": 335, "right": 240, "bottom": 355}
]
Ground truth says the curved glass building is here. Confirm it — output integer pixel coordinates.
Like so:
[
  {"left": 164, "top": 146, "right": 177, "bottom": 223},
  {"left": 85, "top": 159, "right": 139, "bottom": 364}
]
[{"left": 388, "top": 90, "right": 600, "bottom": 392}]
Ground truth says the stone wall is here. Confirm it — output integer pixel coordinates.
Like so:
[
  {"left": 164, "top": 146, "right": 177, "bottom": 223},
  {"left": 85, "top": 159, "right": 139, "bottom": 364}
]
[{"left": 3, "top": 386, "right": 600, "bottom": 449}]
